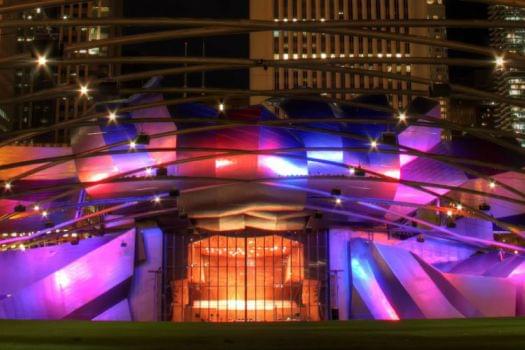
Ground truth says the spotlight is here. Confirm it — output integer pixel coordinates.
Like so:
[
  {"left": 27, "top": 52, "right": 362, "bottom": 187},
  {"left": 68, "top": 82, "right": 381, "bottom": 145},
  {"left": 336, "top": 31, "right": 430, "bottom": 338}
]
[
  {"left": 456, "top": 204, "right": 463, "bottom": 211},
  {"left": 370, "top": 140, "right": 379, "bottom": 149},
  {"left": 4, "top": 182, "right": 12, "bottom": 191},
  {"left": 79, "top": 84, "right": 89, "bottom": 97},
  {"left": 37, "top": 55, "right": 47, "bottom": 67},
  {"left": 446, "top": 210, "right": 453, "bottom": 217},
  {"left": 107, "top": 111, "right": 117, "bottom": 122},
  {"left": 349, "top": 167, "right": 356, "bottom": 175},
  {"left": 335, "top": 198, "right": 342, "bottom": 205},
  {"left": 145, "top": 167, "right": 153, "bottom": 176},
  {"left": 19, "top": 244, "right": 26, "bottom": 252},
  {"left": 397, "top": 111, "right": 407, "bottom": 122},
  {"left": 218, "top": 101, "right": 225, "bottom": 112},
  {"left": 129, "top": 140, "right": 137, "bottom": 150},
  {"left": 153, "top": 195, "right": 161, "bottom": 203},
  {"left": 42, "top": 211, "right": 48, "bottom": 218},
  {"left": 34, "top": 205, "right": 40, "bottom": 212},
  {"left": 495, "top": 56, "right": 505, "bottom": 68},
  {"left": 489, "top": 181, "right": 496, "bottom": 189}
]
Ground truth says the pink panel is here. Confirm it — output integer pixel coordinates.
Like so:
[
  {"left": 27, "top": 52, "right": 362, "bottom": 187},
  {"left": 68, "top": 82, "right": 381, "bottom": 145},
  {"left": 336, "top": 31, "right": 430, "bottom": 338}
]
[{"left": 0, "top": 230, "right": 135, "bottom": 320}]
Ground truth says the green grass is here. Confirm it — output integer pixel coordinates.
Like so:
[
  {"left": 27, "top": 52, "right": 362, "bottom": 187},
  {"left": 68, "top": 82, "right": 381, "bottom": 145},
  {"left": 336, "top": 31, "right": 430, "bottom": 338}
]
[{"left": 0, "top": 318, "right": 524, "bottom": 350}]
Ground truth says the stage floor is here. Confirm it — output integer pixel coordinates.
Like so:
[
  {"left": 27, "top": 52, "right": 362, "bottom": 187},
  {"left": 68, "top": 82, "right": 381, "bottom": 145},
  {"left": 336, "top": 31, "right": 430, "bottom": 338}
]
[{"left": 1, "top": 318, "right": 524, "bottom": 349}]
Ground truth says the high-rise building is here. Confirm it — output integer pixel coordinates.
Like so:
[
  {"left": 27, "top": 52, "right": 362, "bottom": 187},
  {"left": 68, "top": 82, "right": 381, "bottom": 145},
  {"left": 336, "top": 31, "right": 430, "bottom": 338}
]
[
  {"left": 0, "top": 0, "right": 17, "bottom": 133},
  {"left": 0, "top": 0, "right": 122, "bottom": 144},
  {"left": 250, "top": 0, "right": 448, "bottom": 117},
  {"left": 489, "top": 5, "right": 525, "bottom": 146}
]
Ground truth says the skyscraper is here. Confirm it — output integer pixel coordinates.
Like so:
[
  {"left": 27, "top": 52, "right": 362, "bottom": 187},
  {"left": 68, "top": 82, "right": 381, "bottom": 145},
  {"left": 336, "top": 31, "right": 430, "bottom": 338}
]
[
  {"left": 250, "top": 0, "right": 448, "bottom": 118},
  {"left": 489, "top": 4, "right": 525, "bottom": 145},
  {"left": 0, "top": 0, "right": 122, "bottom": 144}
]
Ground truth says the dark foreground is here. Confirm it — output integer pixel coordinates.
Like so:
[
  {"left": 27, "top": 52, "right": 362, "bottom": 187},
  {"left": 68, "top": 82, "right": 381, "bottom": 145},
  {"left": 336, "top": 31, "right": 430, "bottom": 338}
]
[{"left": 1, "top": 318, "right": 524, "bottom": 350}]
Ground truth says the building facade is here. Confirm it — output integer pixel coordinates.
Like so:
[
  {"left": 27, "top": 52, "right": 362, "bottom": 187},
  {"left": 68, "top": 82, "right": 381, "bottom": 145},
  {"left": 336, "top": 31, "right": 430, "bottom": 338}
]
[
  {"left": 250, "top": 0, "right": 448, "bottom": 117},
  {"left": 0, "top": 0, "right": 121, "bottom": 144},
  {"left": 490, "top": 5, "right": 525, "bottom": 145}
]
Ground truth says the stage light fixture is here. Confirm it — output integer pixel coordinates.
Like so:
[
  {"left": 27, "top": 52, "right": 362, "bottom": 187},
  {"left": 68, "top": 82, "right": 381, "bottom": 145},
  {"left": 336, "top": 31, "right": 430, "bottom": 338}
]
[
  {"left": 354, "top": 167, "right": 366, "bottom": 177},
  {"left": 156, "top": 167, "right": 168, "bottom": 177},
  {"left": 331, "top": 188, "right": 342, "bottom": 197},
  {"left": 479, "top": 203, "right": 491, "bottom": 211},
  {"left": 14, "top": 205, "right": 26, "bottom": 213},
  {"left": 135, "top": 133, "right": 150, "bottom": 145}
]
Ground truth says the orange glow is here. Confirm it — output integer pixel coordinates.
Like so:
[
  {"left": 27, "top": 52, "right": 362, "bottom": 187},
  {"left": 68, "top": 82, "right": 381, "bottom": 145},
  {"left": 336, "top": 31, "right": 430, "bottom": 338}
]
[
  {"left": 193, "top": 299, "right": 294, "bottom": 311},
  {"left": 172, "top": 234, "right": 320, "bottom": 322}
]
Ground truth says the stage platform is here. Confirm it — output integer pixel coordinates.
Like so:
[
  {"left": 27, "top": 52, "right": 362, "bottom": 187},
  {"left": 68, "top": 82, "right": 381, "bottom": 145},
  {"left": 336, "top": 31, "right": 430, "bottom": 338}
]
[{"left": 1, "top": 318, "right": 524, "bottom": 349}]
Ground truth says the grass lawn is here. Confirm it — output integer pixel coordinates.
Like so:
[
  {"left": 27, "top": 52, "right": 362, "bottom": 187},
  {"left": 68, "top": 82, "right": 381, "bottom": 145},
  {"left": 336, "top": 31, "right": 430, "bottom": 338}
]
[{"left": 0, "top": 318, "right": 524, "bottom": 350}]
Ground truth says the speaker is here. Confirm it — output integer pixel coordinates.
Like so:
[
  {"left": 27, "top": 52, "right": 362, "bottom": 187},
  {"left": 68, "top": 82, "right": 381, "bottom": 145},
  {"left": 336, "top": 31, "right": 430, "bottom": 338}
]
[{"left": 135, "top": 133, "right": 150, "bottom": 145}]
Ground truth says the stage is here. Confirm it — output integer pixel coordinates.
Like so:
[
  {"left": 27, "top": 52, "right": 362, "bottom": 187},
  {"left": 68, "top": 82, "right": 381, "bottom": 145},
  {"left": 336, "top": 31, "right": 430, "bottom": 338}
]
[{"left": 1, "top": 318, "right": 524, "bottom": 349}]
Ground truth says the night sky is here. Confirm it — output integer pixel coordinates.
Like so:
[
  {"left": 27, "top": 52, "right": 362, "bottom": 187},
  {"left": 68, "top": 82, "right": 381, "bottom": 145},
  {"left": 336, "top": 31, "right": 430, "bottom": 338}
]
[
  {"left": 123, "top": 1, "right": 249, "bottom": 90},
  {"left": 121, "top": 0, "right": 490, "bottom": 91}
]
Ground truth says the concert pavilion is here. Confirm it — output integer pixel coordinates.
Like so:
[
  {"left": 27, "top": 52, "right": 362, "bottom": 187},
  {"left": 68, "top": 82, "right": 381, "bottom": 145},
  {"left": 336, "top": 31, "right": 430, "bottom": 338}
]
[
  {"left": 1, "top": 0, "right": 525, "bottom": 326},
  {"left": 1, "top": 86, "right": 525, "bottom": 322}
]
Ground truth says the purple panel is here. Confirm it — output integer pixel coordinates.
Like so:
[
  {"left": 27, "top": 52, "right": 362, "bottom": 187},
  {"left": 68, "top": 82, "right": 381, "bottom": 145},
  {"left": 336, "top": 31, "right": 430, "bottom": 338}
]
[
  {"left": 92, "top": 299, "right": 132, "bottom": 322},
  {"left": 0, "top": 230, "right": 135, "bottom": 320},
  {"left": 444, "top": 273, "right": 516, "bottom": 317},
  {"left": 129, "top": 224, "right": 163, "bottom": 321},
  {"left": 374, "top": 244, "right": 463, "bottom": 319},
  {"left": 350, "top": 239, "right": 400, "bottom": 320},
  {"left": 0, "top": 235, "right": 116, "bottom": 295},
  {"left": 449, "top": 253, "right": 502, "bottom": 275},
  {"left": 484, "top": 256, "right": 525, "bottom": 278},
  {"left": 395, "top": 236, "right": 475, "bottom": 266}
]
